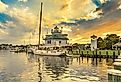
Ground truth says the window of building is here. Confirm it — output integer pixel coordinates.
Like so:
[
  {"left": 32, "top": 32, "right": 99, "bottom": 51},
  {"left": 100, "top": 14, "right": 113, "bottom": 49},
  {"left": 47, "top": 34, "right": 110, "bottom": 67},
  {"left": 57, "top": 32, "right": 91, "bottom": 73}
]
[
  {"left": 59, "top": 41, "right": 61, "bottom": 44},
  {"left": 47, "top": 41, "right": 49, "bottom": 44},
  {"left": 66, "top": 41, "right": 67, "bottom": 44},
  {"left": 47, "top": 40, "right": 51, "bottom": 44}
]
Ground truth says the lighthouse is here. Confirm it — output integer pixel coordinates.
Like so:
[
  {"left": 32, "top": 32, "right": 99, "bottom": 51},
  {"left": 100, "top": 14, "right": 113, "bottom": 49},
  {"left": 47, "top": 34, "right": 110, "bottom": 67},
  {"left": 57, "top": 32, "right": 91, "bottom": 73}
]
[
  {"left": 91, "top": 35, "right": 97, "bottom": 51},
  {"left": 44, "top": 26, "right": 69, "bottom": 47}
]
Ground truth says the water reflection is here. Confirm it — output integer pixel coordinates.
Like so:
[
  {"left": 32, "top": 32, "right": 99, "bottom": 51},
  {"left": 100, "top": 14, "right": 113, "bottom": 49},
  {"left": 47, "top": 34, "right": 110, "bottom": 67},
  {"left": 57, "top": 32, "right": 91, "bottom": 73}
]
[{"left": 0, "top": 51, "right": 114, "bottom": 82}]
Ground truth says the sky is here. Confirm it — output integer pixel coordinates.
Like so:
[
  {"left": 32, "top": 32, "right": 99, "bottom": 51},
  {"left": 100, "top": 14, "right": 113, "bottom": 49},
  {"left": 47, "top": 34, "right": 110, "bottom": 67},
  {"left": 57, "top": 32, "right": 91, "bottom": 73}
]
[{"left": 0, "top": 0, "right": 121, "bottom": 44}]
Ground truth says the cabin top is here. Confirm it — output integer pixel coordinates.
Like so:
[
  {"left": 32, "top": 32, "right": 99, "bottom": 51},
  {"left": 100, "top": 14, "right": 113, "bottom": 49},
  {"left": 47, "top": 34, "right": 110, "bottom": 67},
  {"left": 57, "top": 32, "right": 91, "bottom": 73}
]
[{"left": 44, "top": 26, "right": 69, "bottom": 40}]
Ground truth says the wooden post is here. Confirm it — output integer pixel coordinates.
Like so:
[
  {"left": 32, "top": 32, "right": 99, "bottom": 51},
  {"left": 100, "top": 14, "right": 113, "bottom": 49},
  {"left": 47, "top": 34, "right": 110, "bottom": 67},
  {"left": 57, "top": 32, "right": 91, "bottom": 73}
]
[
  {"left": 77, "top": 57, "right": 78, "bottom": 62},
  {"left": 82, "top": 56, "right": 83, "bottom": 63},
  {"left": 118, "top": 50, "right": 120, "bottom": 55},
  {"left": 87, "top": 51, "right": 89, "bottom": 62},
  {"left": 106, "top": 51, "right": 109, "bottom": 62},
  {"left": 79, "top": 49, "right": 81, "bottom": 55},
  {"left": 96, "top": 57, "right": 98, "bottom": 66},
  {"left": 68, "top": 50, "right": 69, "bottom": 54},
  {"left": 81, "top": 51, "right": 83, "bottom": 57},
  {"left": 71, "top": 49, "right": 73, "bottom": 55},
  {"left": 99, "top": 51, "right": 101, "bottom": 62},
  {"left": 113, "top": 51, "right": 115, "bottom": 62},
  {"left": 76, "top": 49, "right": 78, "bottom": 55},
  {"left": 87, "top": 51, "right": 89, "bottom": 57},
  {"left": 96, "top": 49, "right": 97, "bottom": 58},
  {"left": 92, "top": 51, "right": 94, "bottom": 62},
  {"left": 92, "top": 51, "right": 95, "bottom": 58},
  {"left": 81, "top": 51, "right": 83, "bottom": 62},
  {"left": 78, "top": 56, "right": 81, "bottom": 65}
]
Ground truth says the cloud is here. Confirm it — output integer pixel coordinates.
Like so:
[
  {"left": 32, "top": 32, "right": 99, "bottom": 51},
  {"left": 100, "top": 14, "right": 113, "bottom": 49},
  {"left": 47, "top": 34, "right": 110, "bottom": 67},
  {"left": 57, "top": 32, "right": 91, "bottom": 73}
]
[
  {"left": 91, "top": 0, "right": 112, "bottom": 7},
  {"left": 0, "top": 6, "right": 36, "bottom": 43},
  {"left": 6, "top": 7, "right": 37, "bottom": 29},
  {"left": 0, "top": 0, "right": 120, "bottom": 44},
  {"left": 60, "top": 4, "right": 68, "bottom": 10},
  {"left": 0, "top": 20, "right": 33, "bottom": 44},
  {"left": 91, "top": 0, "right": 102, "bottom": 7},
  {"left": 57, "top": 0, "right": 121, "bottom": 44},
  {"left": 0, "top": 0, "right": 8, "bottom": 12},
  {"left": 81, "top": 8, "right": 103, "bottom": 20},
  {"left": 1, "top": 0, "right": 18, "bottom": 5},
  {"left": 18, "top": 0, "right": 28, "bottom": 3},
  {"left": 119, "top": 5, "right": 121, "bottom": 9},
  {"left": 0, "top": 13, "right": 15, "bottom": 22},
  {"left": 118, "top": 3, "right": 121, "bottom": 9},
  {"left": 69, "top": 19, "right": 121, "bottom": 43}
]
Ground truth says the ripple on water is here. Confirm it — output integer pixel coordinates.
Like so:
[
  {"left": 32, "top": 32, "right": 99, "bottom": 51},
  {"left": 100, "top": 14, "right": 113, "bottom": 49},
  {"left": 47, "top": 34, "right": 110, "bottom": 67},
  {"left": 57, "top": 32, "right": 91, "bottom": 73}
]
[{"left": 0, "top": 51, "right": 114, "bottom": 82}]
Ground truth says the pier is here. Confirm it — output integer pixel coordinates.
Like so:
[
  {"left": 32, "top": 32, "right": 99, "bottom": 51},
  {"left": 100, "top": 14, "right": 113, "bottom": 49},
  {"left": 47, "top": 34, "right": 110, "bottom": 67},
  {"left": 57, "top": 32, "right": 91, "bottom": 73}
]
[{"left": 108, "top": 53, "right": 121, "bottom": 82}]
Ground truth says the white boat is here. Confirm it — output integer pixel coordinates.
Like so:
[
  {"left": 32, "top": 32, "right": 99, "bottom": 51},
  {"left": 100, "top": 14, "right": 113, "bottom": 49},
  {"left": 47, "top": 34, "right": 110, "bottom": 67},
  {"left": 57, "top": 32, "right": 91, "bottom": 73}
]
[
  {"left": 32, "top": 49, "right": 68, "bottom": 56},
  {"left": 10, "top": 47, "right": 18, "bottom": 52}
]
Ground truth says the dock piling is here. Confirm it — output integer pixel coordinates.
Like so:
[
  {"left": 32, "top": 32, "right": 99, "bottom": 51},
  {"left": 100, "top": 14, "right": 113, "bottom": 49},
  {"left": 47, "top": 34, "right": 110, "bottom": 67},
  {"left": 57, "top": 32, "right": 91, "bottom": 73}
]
[
  {"left": 118, "top": 50, "right": 120, "bottom": 55},
  {"left": 99, "top": 51, "right": 101, "bottom": 62},
  {"left": 106, "top": 51, "right": 109, "bottom": 62},
  {"left": 113, "top": 51, "right": 116, "bottom": 62}
]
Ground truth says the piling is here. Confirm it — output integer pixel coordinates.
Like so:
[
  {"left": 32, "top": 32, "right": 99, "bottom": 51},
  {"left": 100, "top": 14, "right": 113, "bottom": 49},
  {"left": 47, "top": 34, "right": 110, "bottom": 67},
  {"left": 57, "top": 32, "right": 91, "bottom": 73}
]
[
  {"left": 81, "top": 51, "right": 83, "bottom": 57},
  {"left": 81, "top": 51, "right": 84, "bottom": 62},
  {"left": 78, "top": 49, "right": 80, "bottom": 55},
  {"left": 118, "top": 50, "right": 120, "bottom": 55},
  {"left": 79, "top": 57, "right": 81, "bottom": 64},
  {"left": 106, "top": 51, "right": 109, "bottom": 62},
  {"left": 99, "top": 51, "right": 101, "bottom": 62},
  {"left": 113, "top": 51, "right": 115, "bottom": 62},
  {"left": 92, "top": 51, "right": 95, "bottom": 58},
  {"left": 87, "top": 51, "right": 89, "bottom": 62},
  {"left": 95, "top": 50, "right": 97, "bottom": 58},
  {"left": 76, "top": 50, "right": 78, "bottom": 55},
  {"left": 71, "top": 49, "right": 73, "bottom": 55}
]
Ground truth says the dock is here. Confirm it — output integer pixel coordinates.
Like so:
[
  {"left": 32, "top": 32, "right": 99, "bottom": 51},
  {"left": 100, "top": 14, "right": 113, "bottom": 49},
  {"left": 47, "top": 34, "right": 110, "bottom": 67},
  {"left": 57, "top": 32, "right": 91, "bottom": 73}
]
[{"left": 108, "top": 53, "right": 121, "bottom": 82}]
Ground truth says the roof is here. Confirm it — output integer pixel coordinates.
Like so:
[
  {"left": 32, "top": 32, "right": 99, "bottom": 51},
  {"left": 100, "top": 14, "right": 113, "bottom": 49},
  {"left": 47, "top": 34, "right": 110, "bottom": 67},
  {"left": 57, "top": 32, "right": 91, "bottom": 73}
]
[
  {"left": 91, "top": 35, "right": 97, "bottom": 38},
  {"left": 44, "top": 26, "right": 69, "bottom": 40},
  {"left": 54, "top": 26, "right": 59, "bottom": 29},
  {"left": 113, "top": 42, "right": 121, "bottom": 47}
]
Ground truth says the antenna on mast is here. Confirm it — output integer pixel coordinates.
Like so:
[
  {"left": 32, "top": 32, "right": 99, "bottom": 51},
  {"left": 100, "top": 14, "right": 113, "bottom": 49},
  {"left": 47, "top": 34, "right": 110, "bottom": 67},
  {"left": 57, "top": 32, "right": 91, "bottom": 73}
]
[{"left": 38, "top": 2, "right": 43, "bottom": 45}]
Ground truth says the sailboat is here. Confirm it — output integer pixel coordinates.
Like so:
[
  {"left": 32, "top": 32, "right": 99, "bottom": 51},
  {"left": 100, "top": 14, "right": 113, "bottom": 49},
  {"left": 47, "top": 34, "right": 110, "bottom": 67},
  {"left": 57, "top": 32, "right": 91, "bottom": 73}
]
[{"left": 28, "top": 2, "right": 69, "bottom": 56}]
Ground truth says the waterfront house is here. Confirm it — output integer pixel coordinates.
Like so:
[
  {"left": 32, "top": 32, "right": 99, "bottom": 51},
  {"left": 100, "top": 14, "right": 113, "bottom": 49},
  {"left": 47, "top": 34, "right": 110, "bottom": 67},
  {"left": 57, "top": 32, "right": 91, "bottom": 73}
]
[
  {"left": 43, "top": 26, "right": 69, "bottom": 47},
  {"left": 112, "top": 42, "right": 121, "bottom": 50}
]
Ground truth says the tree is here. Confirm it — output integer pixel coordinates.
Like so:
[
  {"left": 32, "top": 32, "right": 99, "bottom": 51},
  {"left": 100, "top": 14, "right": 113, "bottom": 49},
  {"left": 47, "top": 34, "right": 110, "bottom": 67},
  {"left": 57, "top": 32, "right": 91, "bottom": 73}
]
[
  {"left": 104, "top": 34, "right": 120, "bottom": 49},
  {"left": 97, "top": 37, "right": 106, "bottom": 49}
]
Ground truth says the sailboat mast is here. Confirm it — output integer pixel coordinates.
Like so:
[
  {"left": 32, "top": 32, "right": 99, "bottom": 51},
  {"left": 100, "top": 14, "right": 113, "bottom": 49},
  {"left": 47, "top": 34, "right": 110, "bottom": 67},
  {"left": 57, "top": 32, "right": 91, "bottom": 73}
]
[{"left": 38, "top": 2, "right": 43, "bottom": 45}]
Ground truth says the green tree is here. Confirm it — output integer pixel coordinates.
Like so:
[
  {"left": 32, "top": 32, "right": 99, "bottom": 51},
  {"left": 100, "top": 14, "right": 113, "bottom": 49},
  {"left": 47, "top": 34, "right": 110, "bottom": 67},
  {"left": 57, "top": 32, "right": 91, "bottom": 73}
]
[
  {"left": 97, "top": 37, "right": 106, "bottom": 49},
  {"left": 104, "top": 34, "right": 120, "bottom": 49}
]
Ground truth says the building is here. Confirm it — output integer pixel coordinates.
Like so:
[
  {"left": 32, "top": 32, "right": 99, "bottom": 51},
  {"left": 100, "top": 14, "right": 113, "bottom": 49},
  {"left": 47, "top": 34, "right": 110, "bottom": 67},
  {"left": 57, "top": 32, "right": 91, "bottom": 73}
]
[
  {"left": 90, "top": 35, "right": 97, "bottom": 51},
  {"left": 72, "top": 43, "right": 91, "bottom": 50},
  {"left": 112, "top": 42, "right": 121, "bottom": 50},
  {"left": 43, "top": 26, "right": 69, "bottom": 47}
]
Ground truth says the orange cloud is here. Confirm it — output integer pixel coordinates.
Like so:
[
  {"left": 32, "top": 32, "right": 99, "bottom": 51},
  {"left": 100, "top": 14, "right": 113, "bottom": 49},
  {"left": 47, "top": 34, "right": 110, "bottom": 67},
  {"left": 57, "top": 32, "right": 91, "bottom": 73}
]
[{"left": 69, "top": 19, "right": 121, "bottom": 44}]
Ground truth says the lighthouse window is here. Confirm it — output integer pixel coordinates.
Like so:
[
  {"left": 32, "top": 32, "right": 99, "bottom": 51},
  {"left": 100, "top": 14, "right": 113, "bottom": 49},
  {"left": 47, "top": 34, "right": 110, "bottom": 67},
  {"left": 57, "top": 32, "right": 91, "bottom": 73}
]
[
  {"left": 47, "top": 40, "right": 51, "bottom": 44},
  {"left": 59, "top": 41, "right": 61, "bottom": 44},
  {"left": 66, "top": 41, "right": 67, "bottom": 44}
]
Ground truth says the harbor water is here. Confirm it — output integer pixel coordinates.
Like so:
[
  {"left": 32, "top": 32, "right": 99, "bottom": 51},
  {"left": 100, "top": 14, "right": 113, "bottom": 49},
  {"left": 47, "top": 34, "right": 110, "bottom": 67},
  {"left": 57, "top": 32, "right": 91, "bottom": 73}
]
[{"left": 0, "top": 50, "right": 114, "bottom": 82}]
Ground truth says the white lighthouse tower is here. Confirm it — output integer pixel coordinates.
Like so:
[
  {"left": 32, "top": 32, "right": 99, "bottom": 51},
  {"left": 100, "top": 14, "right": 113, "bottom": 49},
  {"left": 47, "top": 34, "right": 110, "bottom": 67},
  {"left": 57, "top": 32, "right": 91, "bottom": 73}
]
[{"left": 91, "top": 35, "right": 97, "bottom": 51}]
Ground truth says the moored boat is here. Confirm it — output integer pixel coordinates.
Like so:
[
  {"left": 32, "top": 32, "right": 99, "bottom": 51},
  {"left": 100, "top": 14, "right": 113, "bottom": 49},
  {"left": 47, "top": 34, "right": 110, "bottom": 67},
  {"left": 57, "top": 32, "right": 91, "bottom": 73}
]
[{"left": 30, "top": 47, "right": 69, "bottom": 56}]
